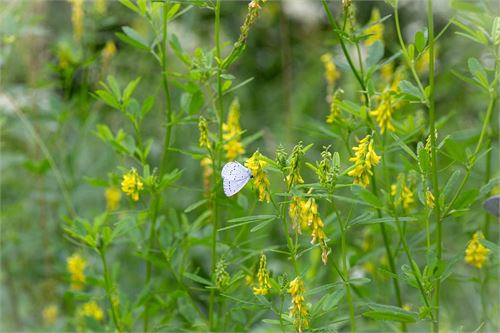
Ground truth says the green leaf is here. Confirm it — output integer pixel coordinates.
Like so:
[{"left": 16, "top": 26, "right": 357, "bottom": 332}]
[
  {"left": 94, "top": 90, "right": 120, "bottom": 109},
  {"left": 442, "top": 170, "right": 461, "bottom": 203},
  {"left": 365, "top": 40, "right": 384, "bottom": 69},
  {"left": 123, "top": 77, "right": 141, "bottom": 104},
  {"left": 352, "top": 185, "right": 383, "bottom": 208},
  {"left": 119, "top": 0, "right": 141, "bottom": 14},
  {"left": 321, "top": 289, "right": 346, "bottom": 311},
  {"left": 390, "top": 133, "right": 417, "bottom": 161},
  {"left": 399, "top": 80, "right": 423, "bottom": 101},
  {"left": 480, "top": 239, "right": 500, "bottom": 256},
  {"left": 184, "top": 199, "right": 208, "bottom": 213},
  {"left": 414, "top": 31, "right": 426, "bottom": 53},
  {"left": 183, "top": 272, "right": 213, "bottom": 286},
  {"left": 467, "top": 57, "right": 489, "bottom": 88},
  {"left": 227, "top": 215, "right": 276, "bottom": 223},
  {"left": 118, "top": 27, "right": 150, "bottom": 51},
  {"left": 363, "top": 304, "right": 417, "bottom": 323}
]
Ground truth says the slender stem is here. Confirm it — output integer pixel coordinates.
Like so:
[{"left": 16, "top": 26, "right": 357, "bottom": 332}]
[
  {"left": 100, "top": 249, "right": 121, "bottom": 331},
  {"left": 333, "top": 203, "right": 356, "bottom": 332},
  {"left": 320, "top": 0, "right": 369, "bottom": 104},
  {"left": 209, "top": 0, "right": 223, "bottom": 329},
  {"left": 281, "top": 200, "right": 299, "bottom": 275},
  {"left": 426, "top": 2, "right": 442, "bottom": 331},
  {"left": 144, "top": 194, "right": 159, "bottom": 332}
]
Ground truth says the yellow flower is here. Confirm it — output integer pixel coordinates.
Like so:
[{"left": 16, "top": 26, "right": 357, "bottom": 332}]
[
  {"left": 364, "top": 8, "right": 384, "bottom": 46},
  {"left": 380, "top": 62, "right": 394, "bottom": 83},
  {"left": 289, "top": 193, "right": 329, "bottom": 264},
  {"left": 101, "top": 40, "right": 116, "bottom": 72},
  {"left": 245, "top": 274, "right": 254, "bottom": 286},
  {"left": 121, "top": 168, "right": 144, "bottom": 201},
  {"left": 370, "top": 90, "right": 396, "bottom": 134},
  {"left": 326, "top": 90, "right": 342, "bottom": 124},
  {"left": 287, "top": 143, "right": 305, "bottom": 188},
  {"left": 42, "top": 304, "right": 58, "bottom": 325},
  {"left": 465, "top": 231, "right": 489, "bottom": 269},
  {"left": 347, "top": 135, "right": 381, "bottom": 187},
  {"left": 223, "top": 98, "right": 245, "bottom": 160},
  {"left": 426, "top": 189, "right": 435, "bottom": 209},
  {"left": 320, "top": 53, "right": 341, "bottom": 87},
  {"left": 391, "top": 183, "right": 414, "bottom": 209},
  {"left": 201, "top": 157, "right": 213, "bottom": 197},
  {"left": 288, "top": 277, "right": 309, "bottom": 333},
  {"left": 81, "top": 301, "right": 104, "bottom": 321},
  {"left": 68, "top": 0, "right": 84, "bottom": 43},
  {"left": 245, "top": 151, "right": 270, "bottom": 203},
  {"left": 416, "top": 45, "right": 439, "bottom": 75},
  {"left": 105, "top": 187, "right": 121, "bottom": 211},
  {"left": 67, "top": 253, "right": 86, "bottom": 290},
  {"left": 253, "top": 254, "right": 271, "bottom": 295},
  {"left": 198, "top": 116, "right": 211, "bottom": 149}
]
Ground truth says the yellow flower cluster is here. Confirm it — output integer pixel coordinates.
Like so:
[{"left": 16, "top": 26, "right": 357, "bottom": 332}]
[
  {"left": 105, "top": 187, "right": 121, "bottom": 211},
  {"left": 348, "top": 135, "right": 381, "bottom": 187},
  {"left": 245, "top": 151, "right": 270, "bottom": 203},
  {"left": 42, "top": 304, "right": 58, "bottom": 325},
  {"left": 201, "top": 157, "right": 213, "bottom": 197},
  {"left": 289, "top": 194, "right": 329, "bottom": 264},
  {"left": 198, "top": 116, "right": 211, "bottom": 149},
  {"left": 80, "top": 301, "right": 104, "bottom": 321},
  {"left": 390, "top": 183, "right": 414, "bottom": 209},
  {"left": 286, "top": 143, "right": 305, "bottom": 188},
  {"left": 465, "top": 231, "right": 489, "bottom": 269},
  {"left": 326, "top": 90, "right": 342, "bottom": 124},
  {"left": 223, "top": 99, "right": 245, "bottom": 160},
  {"left": 101, "top": 40, "right": 116, "bottom": 73},
  {"left": 320, "top": 53, "right": 340, "bottom": 87},
  {"left": 67, "top": 253, "right": 86, "bottom": 290},
  {"left": 370, "top": 90, "right": 396, "bottom": 134},
  {"left": 364, "top": 8, "right": 384, "bottom": 46},
  {"left": 288, "top": 277, "right": 309, "bottom": 333},
  {"left": 253, "top": 254, "right": 271, "bottom": 295},
  {"left": 121, "top": 168, "right": 144, "bottom": 201},
  {"left": 68, "top": 0, "right": 84, "bottom": 43},
  {"left": 425, "top": 189, "right": 435, "bottom": 209}
]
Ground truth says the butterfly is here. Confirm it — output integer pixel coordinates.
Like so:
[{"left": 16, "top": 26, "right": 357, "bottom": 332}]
[{"left": 221, "top": 161, "right": 252, "bottom": 197}]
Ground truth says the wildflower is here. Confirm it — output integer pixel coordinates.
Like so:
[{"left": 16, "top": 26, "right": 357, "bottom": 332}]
[
  {"left": 380, "top": 62, "right": 394, "bottom": 83},
  {"left": 245, "top": 151, "right": 270, "bottom": 203},
  {"left": 275, "top": 144, "right": 288, "bottom": 172},
  {"left": 426, "top": 189, "right": 435, "bottom": 209},
  {"left": 288, "top": 277, "right": 309, "bottom": 333},
  {"left": 347, "top": 135, "right": 381, "bottom": 187},
  {"left": 223, "top": 98, "right": 245, "bottom": 160},
  {"left": 234, "top": 0, "right": 266, "bottom": 49},
  {"left": 215, "top": 259, "right": 230, "bottom": 290},
  {"left": 320, "top": 53, "right": 340, "bottom": 87},
  {"left": 364, "top": 8, "right": 384, "bottom": 46},
  {"left": 253, "top": 254, "right": 271, "bottom": 295},
  {"left": 465, "top": 231, "right": 490, "bottom": 269},
  {"left": 425, "top": 130, "right": 437, "bottom": 154},
  {"left": 326, "top": 90, "right": 343, "bottom": 124},
  {"left": 415, "top": 45, "right": 439, "bottom": 75},
  {"left": 68, "top": 0, "right": 84, "bottom": 43},
  {"left": 201, "top": 157, "right": 213, "bottom": 197},
  {"left": 81, "top": 301, "right": 104, "bottom": 321},
  {"left": 43, "top": 304, "right": 58, "bottom": 325},
  {"left": 302, "top": 196, "right": 329, "bottom": 264},
  {"left": 403, "top": 303, "right": 413, "bottom": 312},
  {"left": 391, "top": 183, "right": 414, "bottom": 209},
  {"left": 105, "top": 187, "right": 121, "bottom": 211},
  {"left": 289, "top": 196, "right": 308, "bottom": 233},
  {"left": 101, "top": 40, "right": 116, "bottom": 72},
  {"left": 245, "top": 274, "right": 254, "bottom": 286},
  {"left": 370, "top": 90, "right": 396, "bottom": 134},
  {"left": 67, "top": 253, "right": 86, "bottom": 290},
  {"left": 315, "top": 146, "right": 339, "bottom": 192},
  {"left": 198, "top": 116, "right": 211, "bottom": 149},
  {"left": 286, "top": 142, "right": 305, "bottom": 188},
  {"left": 121, "top": 168, "right": 144, "bottom": 201}
]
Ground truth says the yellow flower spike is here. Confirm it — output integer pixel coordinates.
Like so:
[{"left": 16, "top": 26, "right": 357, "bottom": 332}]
[
  {"left": 198, "top": 116, "right": 211, "bottom": 149},
  {"left": 370, "top": 90, "right": 396, "bottom": 134},
  {"left": 320, "top": 53, "right": 341, "bottom": 87},
  {"left": 288, "top": 277, "right": 309, "bottom": 333},
  {"left": 326, "top": 90, "right": 343, "bottom": 124},
  {"left": 390, "top": 183, "right": 414, "bottom": 210},
  {"left": 245, "top": 151, "right": 270, "bottom": 203},
  {"left": 348, "top": 135, "right": 381, "bottom": 187},
  {"left": 121, "top": 168, "right": 144, "bottom": 202},
  {"left": 253, "top": 254, "right": 271, "bottom": 295},
  {"left": 465, "top": 231, "right": 490, "bottom": 269},
  {"left": 67, "top": 253, "right": 86, "bottom": 290},
  {"left": 105, "top": 187, "right": 121, "bottom": 211},
  {"left": 201, "top": 157, "right": 213, "bottom": 197},
  {"left": 223, "top": 98, "right": 245, "bottom": 160},
  {"left": 426, "top": 189, "right": 435, "bottom": 209},
  {"left": 81, "top": 301, "right": 104, "bottom": 321},
  {"left": 364, "top": 8, "right": 384, "bottom": 47},
  {"left": 68, "top": 0, "right": 84, "bottom": 43}
]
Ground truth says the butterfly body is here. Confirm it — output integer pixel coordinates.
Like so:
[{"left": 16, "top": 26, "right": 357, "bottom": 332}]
[{"left": 221, "top": 161, "right": 252, "bottom": 197}]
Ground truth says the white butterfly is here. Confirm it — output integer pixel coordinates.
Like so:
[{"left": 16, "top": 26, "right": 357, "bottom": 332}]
[{"left": 221, "top": 161, "right": 252, "bottom": 197}]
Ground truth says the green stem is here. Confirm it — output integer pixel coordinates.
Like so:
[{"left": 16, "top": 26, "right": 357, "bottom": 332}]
[
  {"left": 333, "top": 202, "right": 356, "bottom": 332},
  {"left": 144, "top": 194, "right": 159, "bottom": 332},
  {"left": 209, "top": 0, "right": 223, "bottom": 330},
  {"left": 280, "top": 200, "right": 299, "bottom": 275},
  {"left": 100, "top": 248, "right": 121, "bottom": 331},
  {"left": 426, "top": 2, "right": 442, "bottom": 331},
  {"left": 320, "top": 0, "right": 369, "bottom": 104}
]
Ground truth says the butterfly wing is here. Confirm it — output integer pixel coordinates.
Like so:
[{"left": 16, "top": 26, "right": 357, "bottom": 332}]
[
  {"left": 484, "top": 195, "right": 500, "bottom": 217},
  {"left": 221, "top": 161, "right": 251, "bottom": 181},
  {"left": 223, "top": 177, "right": 251, "bottom": 197}
]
